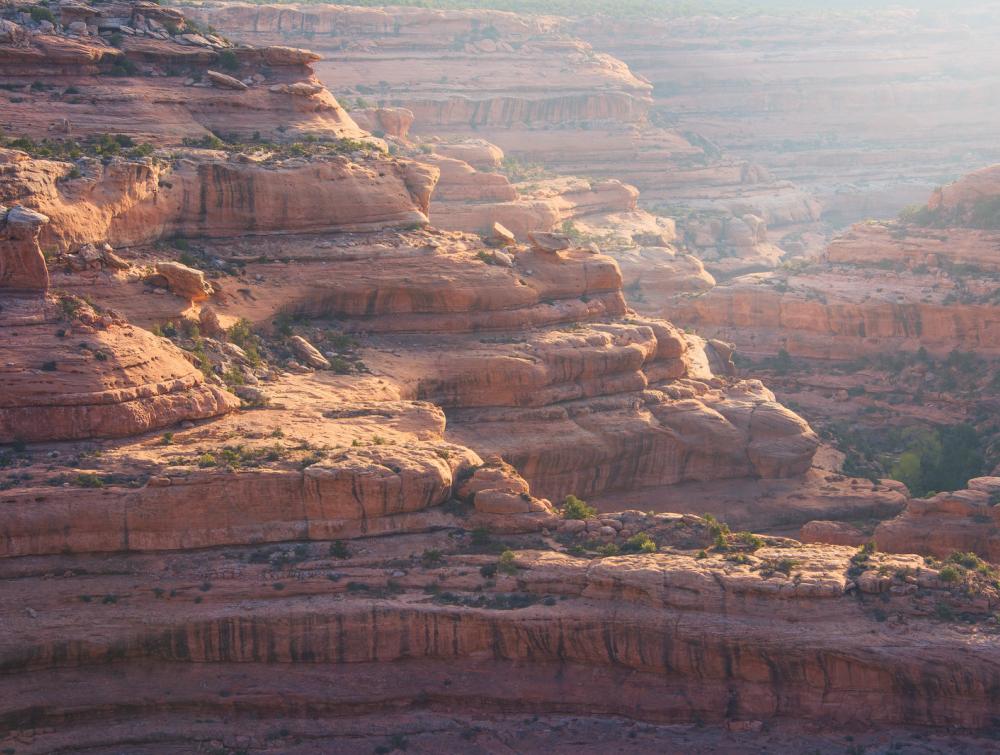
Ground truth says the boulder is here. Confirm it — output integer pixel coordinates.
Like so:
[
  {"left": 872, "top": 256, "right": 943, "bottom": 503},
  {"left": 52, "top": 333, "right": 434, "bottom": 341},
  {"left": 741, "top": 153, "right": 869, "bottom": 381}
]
[
  {"left": 0, "top": 206, "right": 50, "bottom": 292},
  {"left": 100, "top": 244, "right": 131, "bottom": 270},
  {"left": 799, "top": 520, "right": 868, "bottom": 547},
  {"left": 474, "top": 489, "right": 532, "bottom": 515},
  {"left": 154, "top": 261, "right": 213, "bottom": 302},
  {"left": 206, "top": 70, "right": 248, "bottom": 91},
  {"left": 0, "top": 19, "right": 27, "bottom": 45},
  {"left": 528, "top": 232, "right": 571, "bottom": 253},
  {"left": 289, "top": 335, "right": 330, "bottom": 370},
  {"left": 489, "top": 222, "right": 516, "bottom": 247},
  {"left": 199, "top": 304, "right": 225, "bottom": 337},
  {"left": 262, "top": 45, "right": 321, "bottom": 66}
]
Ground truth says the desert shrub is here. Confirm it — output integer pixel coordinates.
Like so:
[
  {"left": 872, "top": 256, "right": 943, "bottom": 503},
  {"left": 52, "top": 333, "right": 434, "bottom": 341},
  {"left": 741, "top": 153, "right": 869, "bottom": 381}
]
[
  {"left": 30, "top": 6, "right": 56, "bottom": 23},
  {"left": 938, "top": 565, "right": 961, "bottom": 583},
  {"left": 227, "top": 318, "right": 262, "bottom": 366},
  {"left": 328, "top": 541, "right": 350, "bottom": 559},
  {"left": 561, "top": 494, "right": 596, "bottom": 520},
  {"left": 421, "top": 548, "right": 443, "bottom": 567},
  {"left": 734, "top": 531, "right": 764, "bottom": 551},
  {"left": 621, "top": 532, "right": 657, "bottom": 554},
  {"left": 217, "top": 49, "right": 240, "bottom": 72},
  {"left": 498, "top": 549, "right": 518, "bottom": 575},
  {"left": 890, "top": 424, "right": 983, "bottom": 498}
]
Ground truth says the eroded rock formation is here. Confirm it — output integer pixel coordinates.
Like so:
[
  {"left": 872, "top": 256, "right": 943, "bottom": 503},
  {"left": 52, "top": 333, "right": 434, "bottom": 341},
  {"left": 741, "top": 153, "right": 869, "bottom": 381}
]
[{"left": 194, "top": 2, "right": 826, "bottom": 264}]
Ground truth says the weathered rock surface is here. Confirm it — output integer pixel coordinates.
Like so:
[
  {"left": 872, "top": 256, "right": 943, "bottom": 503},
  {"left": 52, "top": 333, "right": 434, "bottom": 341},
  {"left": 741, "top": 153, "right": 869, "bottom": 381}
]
[
  {"left": 0, "top": 295, "right": 238, "bottom": 443},
  {"left": 0, "top": 6, "right": 365, "bottom": 143},
  {"left": 0, "top": 204, "right": 49, "bottom": 291},
  {"left": 288, "top": 334, "right": 330, "bottom": 369},
  {"left": 2, "top": 534, "right": 1000, "bottom": 753},
  {"left": 154, "top": 261, "right": 213, "bottom": 302},
  {"left": 0, "top": 3, "right": 970, "bottom": 751},
  {"left": 874, "top": 477, "right": 1000, "bottom": 562},
  {"left": 195, "top": 2, "right": 825, "bottom": 259},
  {"left": 0, "top": 149, "right": 436, "bottom": 249}
]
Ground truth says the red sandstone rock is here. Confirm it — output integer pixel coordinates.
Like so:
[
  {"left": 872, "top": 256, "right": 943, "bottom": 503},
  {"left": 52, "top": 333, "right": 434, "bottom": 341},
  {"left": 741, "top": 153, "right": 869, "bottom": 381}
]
[
  {"left": 0, "top": 204, "right": 49, "bottom": 292},
  {"left": 800, "top": 520, "right": 868, "bottom": 547},
  {"left": 875, "top": 478, "right": 1000, "bottom": 562},
  {"left": 0, "top": 295, "right": 237, "bottom": 443},
  {"left": 154, "top": 261, "right": 213, "bottom": 302}
]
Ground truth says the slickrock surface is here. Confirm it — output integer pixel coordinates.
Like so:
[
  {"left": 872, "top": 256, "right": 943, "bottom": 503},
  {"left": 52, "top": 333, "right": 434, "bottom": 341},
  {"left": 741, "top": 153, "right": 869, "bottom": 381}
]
[{"left": 0, "top": 295, "right": 238, "bottom": 443}]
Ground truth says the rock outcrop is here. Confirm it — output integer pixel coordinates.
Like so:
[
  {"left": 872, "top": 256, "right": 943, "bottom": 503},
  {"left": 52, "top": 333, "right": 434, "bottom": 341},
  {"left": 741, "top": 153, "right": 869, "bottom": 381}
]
[
  {"left": 575, "top": 7, "right": 1000, "bottom": 226},
  {"left": 874, "top": 477, "right": 1000, "bottom": 562},
  {"left": 0, "top": 148, "right": 436, "bottom": 250},
  {"left": 0, "top": 204, "right": 49, "bottom": 291},
  {"left": 3, "top": 531, "right": 1000, "bottom": 753}
]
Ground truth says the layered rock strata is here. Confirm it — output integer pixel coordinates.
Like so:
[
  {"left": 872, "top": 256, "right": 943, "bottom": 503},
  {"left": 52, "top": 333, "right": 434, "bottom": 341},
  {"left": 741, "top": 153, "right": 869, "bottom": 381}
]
[
  {"left": 193, "top": 2, "right": 825, "bottom": 258},
  {"left": 577, "top": 7, "right": 1000, "bottom": 225},
  {"left": 670, "top": 166, "right": 1000, "bottom": 359},
  {"left": 3, "top": 532, "right": 1000, "bottom": 753}
]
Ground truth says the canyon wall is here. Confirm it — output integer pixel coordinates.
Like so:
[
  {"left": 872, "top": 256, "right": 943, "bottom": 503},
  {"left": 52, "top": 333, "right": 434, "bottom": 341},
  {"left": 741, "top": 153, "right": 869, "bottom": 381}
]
[{"left": 576, "top": 5, "right": 1000, "bottom": 225}]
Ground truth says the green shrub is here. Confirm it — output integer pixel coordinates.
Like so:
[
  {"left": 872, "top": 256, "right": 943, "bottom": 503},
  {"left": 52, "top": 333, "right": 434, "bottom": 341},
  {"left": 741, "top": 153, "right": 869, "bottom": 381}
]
[
  {"left": 498, "top": 549, "right": 518, "bottom": 575},
  {"left": 621, "top": 532, "right": 657, "bottom": 554},
  {"left": 227, "top": 318, "right": 262, "bottom": 366},
  {"left": 890, "top": 424, "right": 983, "bottom": 498},
  {"left": 421, "top": 548, "right": 443, "bottom": 567},
  {"left": 948, "top": 551, "right": 983, "bottom": 570},
  {"left": 734, "top": 531, "right": 764, "bottom": 551},
  {"left": 938, "top": 565, "right": 961, "bottom": 583},
  {"left": 73, "top": 473, "right": 104, "bottom": 488},
  {"left": 217, "top": 49, "right": 240, "bottom": 72},
  {"left": 561, "top": 494, "right": 596, "bottom": 520},
  {"left": 30, "top": 6, "right": 56, "bottom": 23}
]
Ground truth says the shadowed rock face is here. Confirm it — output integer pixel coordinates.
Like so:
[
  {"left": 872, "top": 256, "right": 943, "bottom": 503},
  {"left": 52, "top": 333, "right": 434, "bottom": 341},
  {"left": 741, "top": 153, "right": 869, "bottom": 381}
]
[{"left": 872, "top": 477, "right": 1000, "bottom": 562}]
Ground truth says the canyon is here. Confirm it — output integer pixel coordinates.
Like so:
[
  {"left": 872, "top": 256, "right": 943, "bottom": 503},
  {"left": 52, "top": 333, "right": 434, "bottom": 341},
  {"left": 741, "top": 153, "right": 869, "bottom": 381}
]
[{"left": 2, "top": 0, "right": 1000, "bottom": 752}]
